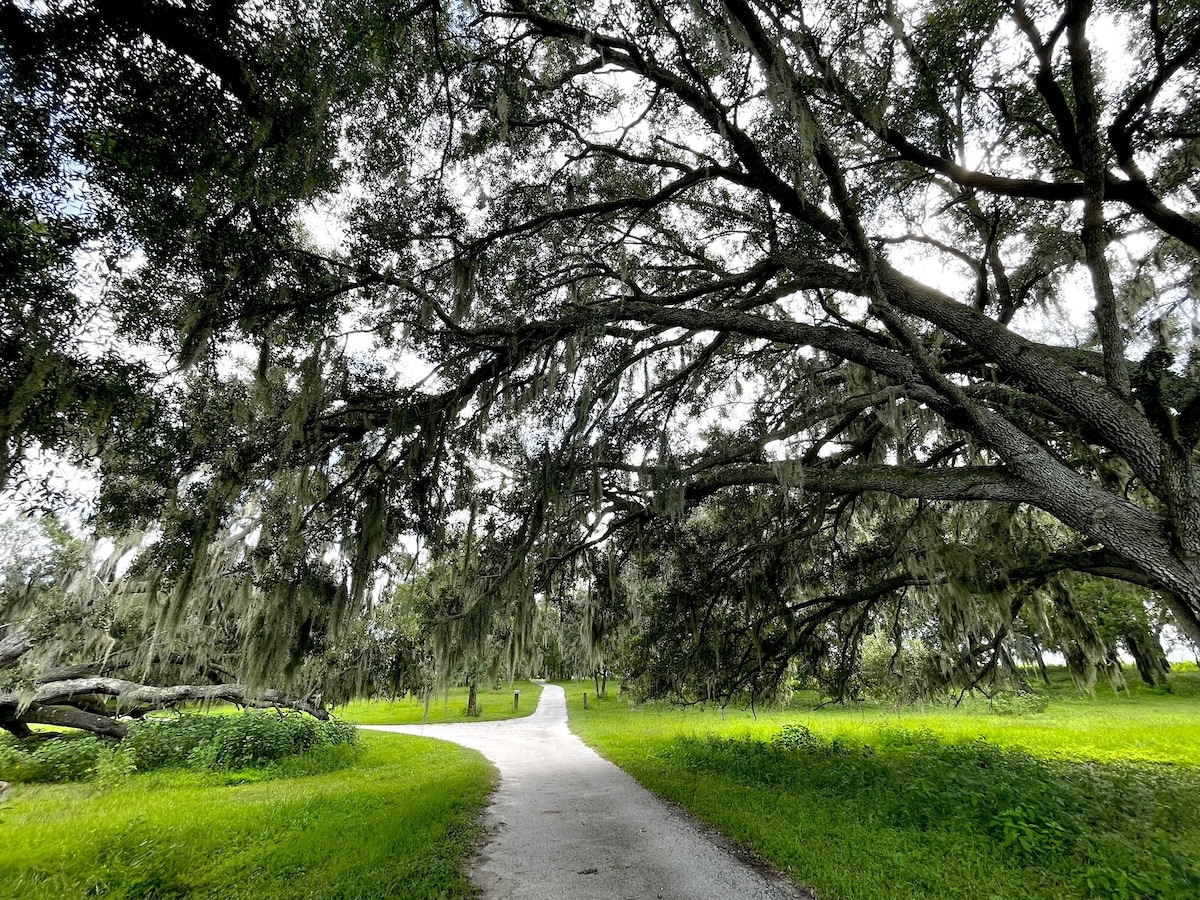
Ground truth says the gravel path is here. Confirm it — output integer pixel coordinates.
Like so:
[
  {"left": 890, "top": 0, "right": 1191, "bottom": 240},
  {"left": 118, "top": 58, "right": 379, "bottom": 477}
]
[{"left": 362, "top": 683, "right": 808, "bottom": 900}]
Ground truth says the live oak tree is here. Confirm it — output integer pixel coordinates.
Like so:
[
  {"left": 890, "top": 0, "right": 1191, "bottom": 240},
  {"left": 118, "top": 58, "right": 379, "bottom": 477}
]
[
  {"left": 3, "top": 1, "right": 1200, "bottom": 709},
  {"left": 1, "top": 0, "right": 426, "bottom": 729},
  {"left": 369, "top": 0, "right": 1198, "bottom": 699}
]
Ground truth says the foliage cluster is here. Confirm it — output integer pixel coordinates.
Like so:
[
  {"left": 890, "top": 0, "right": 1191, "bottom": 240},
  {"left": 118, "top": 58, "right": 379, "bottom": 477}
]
[
  {"left": 987, "top": 690, "right": 1051, "bottom": 716},
  {"left": 0, "top": 732, "right": 491, "bottom": 900},
  {"left": 854, "top": 632, "right": 943, "bottom": 703},
  {"left": 0, "top": 710, "right": 359, "bottom": 783},
  {"left": 124, "top": 710, "right": 359, "bottom": 771},
  {"left": 0, "top": 732, "right": 120, "bottom": 784}
]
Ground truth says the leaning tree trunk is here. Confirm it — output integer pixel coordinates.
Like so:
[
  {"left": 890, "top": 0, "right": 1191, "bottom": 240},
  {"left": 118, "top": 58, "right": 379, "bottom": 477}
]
[
  {"left": 1030, "top": 637, "right": 1052, "bottom": 686},
  {"left": 0, "top": 718, "right": 32, "bottom": 739},
  {"left": 1124, "top": 629, "right": 1170, "bottom": 686}
]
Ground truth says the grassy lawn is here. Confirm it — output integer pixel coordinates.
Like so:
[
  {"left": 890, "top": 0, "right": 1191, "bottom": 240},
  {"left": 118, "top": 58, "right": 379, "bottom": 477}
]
[
  {"left": 337, "top": 679, "right": 544, "bottom": 725},
  {"left": 562, "top": 667, "right": 1200, "bottom": 900},
  {"left": 0, "top": 731, "right": 494, "bottom": 899}
]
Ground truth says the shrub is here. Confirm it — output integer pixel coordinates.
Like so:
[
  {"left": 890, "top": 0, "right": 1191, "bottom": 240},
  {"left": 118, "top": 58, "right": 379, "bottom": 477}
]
[
  {"left": 126, "top": 710, "right": 360, "bottom": 772},
  {"left": 1, "top": 710, "right": 361, "bottom": 784},
  {"left": 0, "top": 733, "right": 115, "bottom": 783},
  {"left": 989, "top": 690, "right": 1050, "bottom": 716},
  {"left": 771, "top": 723, "right": 818, "bottom": 752},
  {"left": 122, "top": 715, "right": 222, "bottom": 770}
]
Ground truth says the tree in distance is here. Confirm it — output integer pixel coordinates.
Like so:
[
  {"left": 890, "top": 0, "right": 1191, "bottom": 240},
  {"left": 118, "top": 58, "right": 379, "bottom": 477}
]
[{"left": 2, "top": 0, "right": 1199, "bottom": 716}]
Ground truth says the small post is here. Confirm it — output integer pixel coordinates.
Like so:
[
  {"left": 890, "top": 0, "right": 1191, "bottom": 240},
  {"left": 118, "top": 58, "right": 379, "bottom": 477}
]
[
  {"left": 513, "top": 689, "right": 520, "bottom": 710},
  {"left": 583, "top": 692, "right": 588, "bottom": 709}
]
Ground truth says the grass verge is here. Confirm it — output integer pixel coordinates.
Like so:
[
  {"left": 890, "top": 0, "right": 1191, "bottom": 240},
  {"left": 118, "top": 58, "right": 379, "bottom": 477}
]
[
  {"left": 337, "top": 679, "right": 544, "bottom": 724},
  {"left": 0, "top": 731, "right": 494, "bottom": 899},
  {"left": 562, "top": 668, "right": 1200, "bottom": 900}
]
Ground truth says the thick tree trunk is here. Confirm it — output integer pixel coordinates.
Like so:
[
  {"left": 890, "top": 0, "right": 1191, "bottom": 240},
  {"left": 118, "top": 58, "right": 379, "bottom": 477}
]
[
  {"left": 1124, "top": 629, "right": 1170, "bottom": 687},
  {"left": 998, "top": 646, "right": 1030, "bottom": 691},
  {"left": 1030, "top": 637, "right": 1052, "bottom": 685},
  {"left": 1037, "top": 655, "right": 1050, "bottom": 686},
  {"left": 0, "top": 719, "right": 33, "bottom": 739},
  {"left": 466, "top": 680, "right": 479, "bottom": 717}
]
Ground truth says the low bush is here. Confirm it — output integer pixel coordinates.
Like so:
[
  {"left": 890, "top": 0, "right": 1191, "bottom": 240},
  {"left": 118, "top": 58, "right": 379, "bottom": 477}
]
[
  {"left": 0, "top": 710, "right": 359, "bottom": 784},
  {"left": 988, "top": 689, "right": 1051, "bottom": 716},
  {"left": 120, "top": 715, "right": 222, "bottom": 770},
  {"left": 0, "top": 733, "right": 113, "bottom": 783},
  {"left": 125, "top": 710, "right": 359, "bottom": 771}
]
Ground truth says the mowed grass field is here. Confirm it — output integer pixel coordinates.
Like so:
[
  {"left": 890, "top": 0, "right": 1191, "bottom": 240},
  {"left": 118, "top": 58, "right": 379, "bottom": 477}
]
[
  {"left": 563, "top": 666, "right": 1200, "bottom": 900},
  {"left": 0, "top": 731, "right": 493, "bottom": 900},
  {"left": 337, "top": 679, "right": 544, "bottom": 724}
]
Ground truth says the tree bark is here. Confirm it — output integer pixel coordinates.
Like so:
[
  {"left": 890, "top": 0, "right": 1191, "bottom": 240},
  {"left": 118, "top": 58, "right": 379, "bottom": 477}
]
[
  {"left": 1124, "top": 629, "right": 1170, "bottom": 687},
  {"left": 17, "top": 677, "right": 328, "bottom": 719},
  {"left": 0, "top": 626, "right": 32, "bottom": 671},
  {"left": 466, "top": 680, "right": 479, "bottom": 717},
  {"left": 0, "top": 677, "right": 329, "bottom": 739},
  {"left": 0, "top": 718, "right": 32, "bottom": 739},
  {"left": 0, "top": 700, "right": 130, "bottom": 738},
  {"left": 1031, "top": 638, "right": 1051, "bottom": 686}
]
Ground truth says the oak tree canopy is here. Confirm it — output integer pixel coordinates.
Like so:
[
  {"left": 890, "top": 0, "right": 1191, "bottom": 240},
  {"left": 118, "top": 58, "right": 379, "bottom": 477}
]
[{"left": 3, "top": 0, "right": 1199, "bottom": 719}]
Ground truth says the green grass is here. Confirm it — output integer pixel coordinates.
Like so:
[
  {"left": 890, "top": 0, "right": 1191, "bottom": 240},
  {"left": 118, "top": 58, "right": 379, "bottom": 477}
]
[
  {"left": 562, "top": 667, "right": 1200, "bottom": 900},
  {"left": 337, "top": 679, "right": 544, "bottom": 725},
  {"left": 0, "top": 731, "right": 494, "bottom": 899}
]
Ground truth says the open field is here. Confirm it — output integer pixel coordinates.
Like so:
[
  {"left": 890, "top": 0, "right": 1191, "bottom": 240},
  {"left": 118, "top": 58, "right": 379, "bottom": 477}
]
[
  {"left": 0, "top": 731, "right": 493, "bottom": 900},
  {"left": 563, "top": 667, "right": 1200, "bottom": 900},
  {"left": 336, "top": 679, "right": 544, "bottom": 725}
]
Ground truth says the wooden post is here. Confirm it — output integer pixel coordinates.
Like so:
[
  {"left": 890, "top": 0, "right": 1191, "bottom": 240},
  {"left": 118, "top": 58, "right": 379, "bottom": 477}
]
[
  {"left": 583, "top": 692, "right": 588, "bottom": 709},
  {"left": 513, "top": 689, "right": 520, "bottom": 710}
]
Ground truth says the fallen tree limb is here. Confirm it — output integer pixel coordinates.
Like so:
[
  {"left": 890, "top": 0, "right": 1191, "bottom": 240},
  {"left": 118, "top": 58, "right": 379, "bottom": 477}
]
[
  {"left": 0, "top": 678, "right": 330, "bottom": 739},
  {"left": 24, "top": 678, "right": 330, "bottom": 720},
  {"left": 0, "top": 699, "right": 129, "bottom": 738},
  {"left": 37, "top": 652, "right": 237, "bottom": 685}
]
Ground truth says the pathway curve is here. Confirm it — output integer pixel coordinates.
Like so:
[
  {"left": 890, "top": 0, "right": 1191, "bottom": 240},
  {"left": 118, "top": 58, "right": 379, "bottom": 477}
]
[{"left": 363, "top": 684, "right": 808, "bottom": 900}]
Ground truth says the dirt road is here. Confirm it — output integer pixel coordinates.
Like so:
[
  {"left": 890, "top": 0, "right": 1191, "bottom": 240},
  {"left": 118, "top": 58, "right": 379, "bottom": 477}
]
[{"left": 363, "top": 683, "right": 808, "bottom": 900}]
